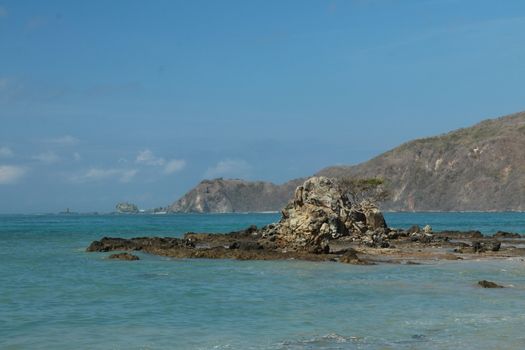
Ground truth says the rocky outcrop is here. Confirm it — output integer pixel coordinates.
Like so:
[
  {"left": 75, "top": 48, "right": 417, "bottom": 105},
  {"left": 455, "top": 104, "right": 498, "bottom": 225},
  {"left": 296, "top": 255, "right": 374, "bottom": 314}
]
[
  {"left": 115, "top": 202, "right": 139, "bottom": 214},
  {"left": 168, "top": 178, "right": 305, "bottom": 213},
  {"left": 261, "top": 177, "right": 387, "bottom": 251}
]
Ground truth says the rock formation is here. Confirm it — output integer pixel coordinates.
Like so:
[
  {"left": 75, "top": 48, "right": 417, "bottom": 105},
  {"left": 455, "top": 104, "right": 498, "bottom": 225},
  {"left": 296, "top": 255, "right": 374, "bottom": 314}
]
[{"left": 261, "top": 177, "right": 387, "bottom": 251}]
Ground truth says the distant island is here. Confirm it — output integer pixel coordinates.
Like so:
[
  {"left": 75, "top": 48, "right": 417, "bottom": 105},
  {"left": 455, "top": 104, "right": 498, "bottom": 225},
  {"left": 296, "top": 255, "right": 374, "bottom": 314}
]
[
  {"left": 167, "top": 111, "right": 525, "bottom": 213},
  {"left": 115, "top": 202, "right": 167, "bottom": 215}
]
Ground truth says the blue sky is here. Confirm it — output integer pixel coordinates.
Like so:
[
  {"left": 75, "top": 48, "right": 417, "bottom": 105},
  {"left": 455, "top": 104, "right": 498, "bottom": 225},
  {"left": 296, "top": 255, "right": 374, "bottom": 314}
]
[{"left": 1, "top": 0, "right": 525, "bottom": 213}]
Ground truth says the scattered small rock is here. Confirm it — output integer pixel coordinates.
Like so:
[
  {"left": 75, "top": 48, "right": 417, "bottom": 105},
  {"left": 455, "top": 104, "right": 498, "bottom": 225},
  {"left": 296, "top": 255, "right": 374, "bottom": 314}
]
[
  {"left": 478, "top": 280, "right": 504, "bottom": 288},
  {"left": 108, "top": 252, "right": 140, "bottom": 261}
]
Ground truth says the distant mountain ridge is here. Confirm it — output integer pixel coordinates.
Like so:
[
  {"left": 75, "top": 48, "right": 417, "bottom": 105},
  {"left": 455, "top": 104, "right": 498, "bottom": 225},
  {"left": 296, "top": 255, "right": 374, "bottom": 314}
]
[
  {"left": 168, "top": 178, "right": 305, "bottom": 213},
  {"left": 318, "top": 111, "right": 525, "bottom": 211},
  {"left": 169, "top": 111, "right": 525, "bottom": 212}
]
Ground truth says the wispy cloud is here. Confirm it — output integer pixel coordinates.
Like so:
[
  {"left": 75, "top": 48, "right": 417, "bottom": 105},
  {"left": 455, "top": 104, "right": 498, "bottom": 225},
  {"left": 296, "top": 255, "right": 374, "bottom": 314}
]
[
  {"left": 0, "top": 146, "right": 13, "bottom": 158},
  {"left": 0, "top": 165, "right": 26, "bottom": 185},
  {"left": 46, "top": 135, "right": 79, "bottom": 146},
  {"left": 135, "top": 149, "right": 186, "bottom": 175},
  {"left": 73, "top": 152, "right": 81, "bottom": 161},
  {"left": 32, "top": 151, "right": 61, "bottom": 164},
  {"left": 70, "top": 168, "right": 138, "bottom": 183},
  {"left": 164, "top": 159, "right": 186, "bottom": 174},
  {"left": 205, "top": 159, "right": 251, "bottom": 179},
  {"left": 136, "top": 149, "right": 165, "bottom": 166}
]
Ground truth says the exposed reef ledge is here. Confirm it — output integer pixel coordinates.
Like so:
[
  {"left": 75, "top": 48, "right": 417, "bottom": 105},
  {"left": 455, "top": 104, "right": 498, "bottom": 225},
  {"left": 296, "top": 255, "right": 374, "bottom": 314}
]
[
  {"left": 86, "top": 177, "right": 525, "bottom": 264},
  {"left": 86, "top": 225, "right": 525, "bottom": 264}
]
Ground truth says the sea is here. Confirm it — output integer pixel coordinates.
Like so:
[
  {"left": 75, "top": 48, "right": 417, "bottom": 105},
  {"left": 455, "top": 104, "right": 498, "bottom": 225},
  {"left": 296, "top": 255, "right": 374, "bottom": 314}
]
[{"left": 2, "top": 212, "right": 525, "bottom": 350}]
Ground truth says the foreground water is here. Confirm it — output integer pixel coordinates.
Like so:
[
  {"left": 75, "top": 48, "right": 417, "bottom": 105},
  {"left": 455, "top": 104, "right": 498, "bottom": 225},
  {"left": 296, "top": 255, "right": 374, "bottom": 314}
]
[{"left": 2, "top": 212, "right": 525, "bottom": 349}]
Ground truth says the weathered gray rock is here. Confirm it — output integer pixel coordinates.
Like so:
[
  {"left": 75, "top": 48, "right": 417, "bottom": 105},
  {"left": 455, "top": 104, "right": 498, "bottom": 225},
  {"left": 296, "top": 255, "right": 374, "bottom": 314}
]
[{"left": 264, "top": 177, "right": 387, "bottom": 251}]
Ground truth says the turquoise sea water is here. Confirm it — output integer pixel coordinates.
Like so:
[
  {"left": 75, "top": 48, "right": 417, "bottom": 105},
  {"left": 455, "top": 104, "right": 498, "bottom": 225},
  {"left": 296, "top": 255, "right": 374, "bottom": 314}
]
[{"left": 2, "top": 212, "right": 525, "bottom": 349}]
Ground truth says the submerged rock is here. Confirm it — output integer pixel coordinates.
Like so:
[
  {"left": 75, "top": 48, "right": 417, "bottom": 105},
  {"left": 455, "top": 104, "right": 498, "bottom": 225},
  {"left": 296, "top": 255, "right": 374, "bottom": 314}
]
[
  {"left": 478, "top": 280, "right": 504, "bottom": 288},
  {"left": 108, "top": 252, "right": 140, "bottom": 261}
]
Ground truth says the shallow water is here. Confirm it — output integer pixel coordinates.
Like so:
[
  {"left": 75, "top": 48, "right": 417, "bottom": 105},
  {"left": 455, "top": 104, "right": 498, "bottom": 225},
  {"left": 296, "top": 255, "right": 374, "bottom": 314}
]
[{"left": 1, "top": 213, "right": 525, "bottom": 349}]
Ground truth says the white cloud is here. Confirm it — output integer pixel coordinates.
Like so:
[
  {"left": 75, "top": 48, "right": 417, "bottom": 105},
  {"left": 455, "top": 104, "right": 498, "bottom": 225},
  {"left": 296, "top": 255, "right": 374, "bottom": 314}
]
[
  {"left": 164, "top": 159, "right": 186, "bottom": 174},
  {"left": 32, "top": 151, "right": 60, "bottom": 164},
  {"left": 136, "top": 149, "right": 165, "bottom": 166},
  {"left": 0, "top": 146, "right": 13, "bottom": 158},
  {"left": 46, "top": 135, "right": 79, "bottom": 146},
  {"left": 0, "top": 165, "right": 26, "bottom": 184},
  {"left": 136, "top": 149, "right": 186, "bottom": 175},
  {"left": 205, "top": 159, "right": 251, "bottom": 179},
  {"left": 70, "top": 168, "right": 138, "bottom": 183}
]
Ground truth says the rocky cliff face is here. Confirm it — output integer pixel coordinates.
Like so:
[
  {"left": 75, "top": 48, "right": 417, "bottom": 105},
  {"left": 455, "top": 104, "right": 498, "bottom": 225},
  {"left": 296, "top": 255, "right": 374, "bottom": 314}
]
[
  {"left": 168, "top": 178, "right": 305, "bottom": 213},
  {"left": 318, "top": 112, "right": 525, "bottom": 211}
]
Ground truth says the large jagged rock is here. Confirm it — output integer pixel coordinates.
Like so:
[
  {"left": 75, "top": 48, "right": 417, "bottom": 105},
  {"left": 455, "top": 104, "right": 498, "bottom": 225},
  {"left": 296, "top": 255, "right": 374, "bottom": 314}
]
[{"left": 263, "top": 177, "right": 387, "bottom": 251}]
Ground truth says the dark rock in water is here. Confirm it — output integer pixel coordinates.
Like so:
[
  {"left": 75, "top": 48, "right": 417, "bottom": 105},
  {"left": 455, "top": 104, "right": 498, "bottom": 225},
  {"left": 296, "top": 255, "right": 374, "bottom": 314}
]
[
  {"left": 494, "top": 231, "right": 521, "bottom": 238},
  {"left": 108, "top": 252, "right": 140, "bottom": 261},
  {"left": 339, "top": 249, "right": 369, "bottom": 265},
  {"left": 478, "top": 280, "right": 504, "bottom": 288}
]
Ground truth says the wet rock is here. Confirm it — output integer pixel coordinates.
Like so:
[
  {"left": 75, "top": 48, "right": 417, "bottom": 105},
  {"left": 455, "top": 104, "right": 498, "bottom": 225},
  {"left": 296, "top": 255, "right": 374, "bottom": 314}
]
[
  {"left": 488, "top": 241, "right": 501, "bottom": 252},
  {"left": 494, "top": 231, "right": 521, "bottom": 239},
  {"left": 108, "top": 252, "right": 140, "bottom": 261},
  {"left": 478, "top": 280, "right": 504, "bottom": 288},
  {"left": 228, "top": 241, "right": 263, "bottom": 250},
  {"left": 339, "top": 249, "right": 369, "bottom": 264},
  {"left": 470, "top": 240, "right": 501, "bottom": 253}
]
